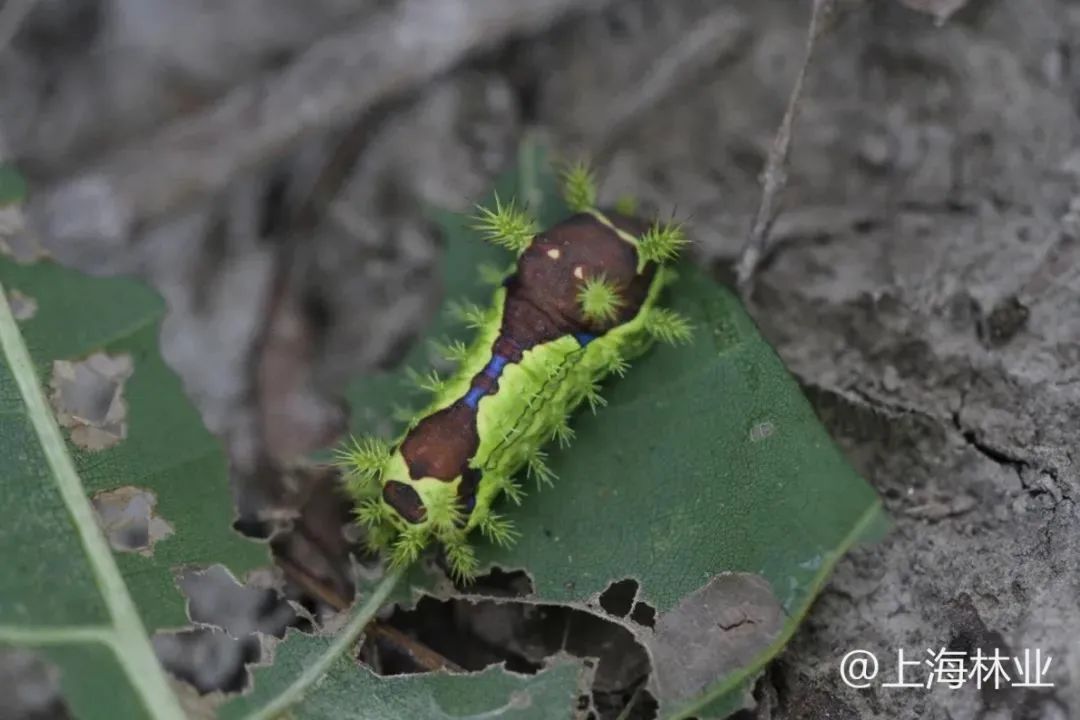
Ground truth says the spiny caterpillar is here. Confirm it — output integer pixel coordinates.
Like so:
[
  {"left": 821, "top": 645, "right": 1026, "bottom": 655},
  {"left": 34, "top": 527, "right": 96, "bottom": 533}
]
[{"left": 337, "top": 161, "right": 692, "bottom": 581}]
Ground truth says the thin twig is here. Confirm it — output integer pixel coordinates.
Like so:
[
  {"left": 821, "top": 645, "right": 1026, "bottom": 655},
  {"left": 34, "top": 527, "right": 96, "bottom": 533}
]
[
  {"left": 615, "top": 684, "right": 645, "bottom": 720},
  {"left": 247, "top": 566, "right": 404, "bottom": 720},
  {"left": 278, "top": 554, "right": 460, "bottom": 673},
  {"left": 277, "top": 553, "right": 353, "bottom": 612},
  {"left": 365, "top": 623, "right": 464, "bottom": 673},
  {"left": 735, "top": 0, "right": 834, "bottom": 297}
]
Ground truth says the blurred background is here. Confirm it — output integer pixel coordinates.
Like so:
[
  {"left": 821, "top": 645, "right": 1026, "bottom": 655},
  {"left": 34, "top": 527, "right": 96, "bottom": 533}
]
[{"left": 3, "top": 0, "right": 1080, "bottom": 718}]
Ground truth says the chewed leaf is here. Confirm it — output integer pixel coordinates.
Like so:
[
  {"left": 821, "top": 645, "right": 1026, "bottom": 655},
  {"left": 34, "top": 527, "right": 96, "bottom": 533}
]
[
  {"left": 344, "top": 138, "right": 881, "bottom": 718},
  {"left": 221, "top": 631, "right": 589, "bottom": 720},
  {"left": 0, "top": 255, "right": 266, "bottom": 720}
]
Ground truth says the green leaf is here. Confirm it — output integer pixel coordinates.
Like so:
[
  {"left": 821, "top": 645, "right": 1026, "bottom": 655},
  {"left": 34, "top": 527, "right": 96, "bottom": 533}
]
[
  {"left": 344, "top": 137, "right": 884, "bottom": 718},
  {"left": 222, "top": 567, "right": 587, "bottom": 720},
  {"left": 231, "top": 646, "right": 586, "bottom": 720},
  {"left": 0, "top": 260, "right": 267, "bottom": 719},
  {"left": 0, "top": 136, "right": 881, "bottom": 720},
  {"left": 0, "top": 163, "right": 27, "bottom": 207}
]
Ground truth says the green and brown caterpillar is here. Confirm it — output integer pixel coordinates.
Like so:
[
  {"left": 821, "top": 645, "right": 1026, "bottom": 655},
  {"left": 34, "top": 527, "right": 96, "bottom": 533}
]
[{"left": 337, "top": 163, "right": 692, "bottom": 580}]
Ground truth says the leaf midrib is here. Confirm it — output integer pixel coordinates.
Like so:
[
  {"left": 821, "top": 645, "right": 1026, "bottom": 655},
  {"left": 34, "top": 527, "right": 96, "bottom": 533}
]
[{"left": 0, "top": 281, "right": 188, "bottom": 720}]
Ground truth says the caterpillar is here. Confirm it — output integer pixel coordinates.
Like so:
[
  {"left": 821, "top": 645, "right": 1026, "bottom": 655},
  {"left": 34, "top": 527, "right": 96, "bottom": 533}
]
[{"left": 337, "top": 162, "right": 692, "bottom": 581}]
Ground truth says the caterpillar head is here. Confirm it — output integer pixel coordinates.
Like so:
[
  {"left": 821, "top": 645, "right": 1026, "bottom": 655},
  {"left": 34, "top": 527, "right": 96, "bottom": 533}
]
[
  {"left": 341, "top": 433, "right": 521, "bottom": 581},
  {"left": 343, "top": 402, "right": 506, "bottom": 580},
  {"left": 344, "top": 444, "right": 479, "bottom": 579}
]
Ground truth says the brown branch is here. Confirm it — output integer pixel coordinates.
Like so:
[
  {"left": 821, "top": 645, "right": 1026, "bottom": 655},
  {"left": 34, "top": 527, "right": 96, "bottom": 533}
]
[
  {"left": 277, "top": 553, "right": 353, "bottom": 612},
  {"left": 735, "top": 0, "right": 835, "bottom": 296},
  {"left": 364, "top": 623, "right": 465, "bottom": 673},
  {"left": 277, "top": 554, "right": 460, "bottom": 673}
]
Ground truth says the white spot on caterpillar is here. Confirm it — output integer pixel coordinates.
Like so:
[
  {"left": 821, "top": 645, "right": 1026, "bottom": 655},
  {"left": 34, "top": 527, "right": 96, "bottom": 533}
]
[
  {"left": 546, "top": 248, "right": 561, "bottom": 260},
  {"left": 573, "top": 265, "right": 585, "bottom": 279}
]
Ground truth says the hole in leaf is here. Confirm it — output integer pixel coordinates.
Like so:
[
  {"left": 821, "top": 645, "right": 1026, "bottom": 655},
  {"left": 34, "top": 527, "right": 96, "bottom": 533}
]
[
  {"left": 49, "top": 352, "right": 133, "bottom": 450},
  {"left": 452, "top": 566, "right": 535, "bottom": 598},
  {"left": 748, "top": 420, "right": 775, "bottom": 442},
  {"left": 177, "top": 565, "right": 296, "bottom": 638},
  {"left": 0, "top": 648, "right": 68, "bottom": 719},
  {"left": 630, "top": 601, "right": 656, "bottom": 629},
  {"left": 369, "top": 595, "right": 651, "bottom": 719},
  {"left": 155, "top": 566, "right": 299, "bottom": 696},
  {"left": 91, "top": 486, "right": 173, "bottom": 556},
  {"left": 619, "top": 687, "right": 659, "bottom": 720},
  {"left": 233, "top": 514, "right": 275, "bottom": 540},
  {"left": 598, "top": 578, "right": 638, "bottom": 618},
  {"left": 152, "top": 627, "right": 257, "bottom": 695},
  {"left": 372, "top": 595, "right": 542, "bottom": 676},
  {"left": 6, "top": 289, "right": 37, "bottom": 320}
]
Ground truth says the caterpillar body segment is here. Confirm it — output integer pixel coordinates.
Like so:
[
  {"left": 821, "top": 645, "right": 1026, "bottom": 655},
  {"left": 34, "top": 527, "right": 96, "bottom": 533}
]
[{"left": 340, "top": 167, "right": 690, "bottom": 581}]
